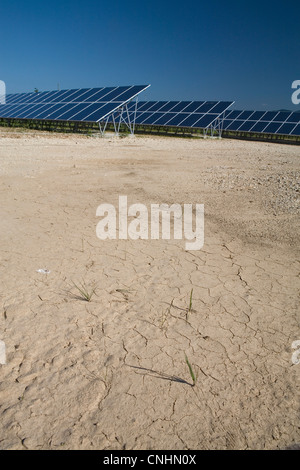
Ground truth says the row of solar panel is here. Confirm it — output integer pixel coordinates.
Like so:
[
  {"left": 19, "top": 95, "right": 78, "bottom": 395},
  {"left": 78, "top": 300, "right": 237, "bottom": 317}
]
[
  {"left": 0, "top": 97, "right": 232, "bottom": 127},
  {"left": 224, "top": 109, "right": 300, "bottom": 123},
  {"left": 1, "top": 89, "right": 300, "bottom": 135},
  {"left": 122, "top": 101, "right": 300, "bottom": 123},
  {"left": 222, "top": 109, "right": 300, "bottom": 135},
  {"left": 107, "top": 100, "right": 233, "bottom": 129},
  {"left": 222, "top": 118, "right": 300, "bottom": 135},
  {"left": 109, "top": 110, "right": 221, "bottom": 128},
  {"left": 5, "top": 85, "right": 148, "bottom": 104},
  {"left": 0, "top": 86, "right": 150, "bottom": 122},
  {"left": 129, "top": 100, "right": 233, "bottom": 114},
  {"left": 0, "top": 101, "right": 123, "bottom": 122},
  {"left": 114, "top": 101, "right": 300, "bottom": 135}
]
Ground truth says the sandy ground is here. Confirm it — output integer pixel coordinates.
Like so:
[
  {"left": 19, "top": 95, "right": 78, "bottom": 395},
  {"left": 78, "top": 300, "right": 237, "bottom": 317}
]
[{"left": 0, "top": 128, "right": 299, "bottom": 450}]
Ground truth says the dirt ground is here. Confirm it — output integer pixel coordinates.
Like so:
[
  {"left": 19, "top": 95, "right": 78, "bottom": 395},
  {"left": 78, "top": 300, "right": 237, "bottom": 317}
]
[{"left": 0, "top": 128, "right": 299, "bottom": 450}]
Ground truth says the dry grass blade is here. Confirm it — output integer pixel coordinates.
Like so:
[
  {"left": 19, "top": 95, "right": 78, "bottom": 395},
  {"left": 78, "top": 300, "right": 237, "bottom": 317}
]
[
  {"left": 72, "top": 281, "right": 96, "bottom": 302},
  {"left": 188, "top": 288, "right": 193, "bottom": 313},
  {"left": 185, "top": 354, "right": 196, "bottom": 386}
]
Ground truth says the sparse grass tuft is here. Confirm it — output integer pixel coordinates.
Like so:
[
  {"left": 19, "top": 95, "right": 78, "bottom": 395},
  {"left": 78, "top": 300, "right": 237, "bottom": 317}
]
[
  {"left": 160, "top": 299, "right": 174, "bottom": 329},
  {"left": 72, "top": 281, "right": 96, "bottom": 302},
  {"left": 185, "top": 354, "right": 197, "bottom": 386},
  {"left": 188, "top": 288, "right": 193, "bottom": 313}
]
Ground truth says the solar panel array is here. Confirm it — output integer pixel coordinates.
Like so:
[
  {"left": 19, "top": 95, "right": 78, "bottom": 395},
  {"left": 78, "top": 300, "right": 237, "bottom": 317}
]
[
  {"left": 1, "top": 87, "right": 299, "bottom": 137},
  {"left": 111, "top": 100, "right": 234, "bottom": 129},
  {"left": 0, "top": 86, "right": 149, "bottom": 123},
  {"left": 223, "top": 109, "right": 300, "bottom": 136},
  {"left": 112, "top": 101, "right": 300, "bottom": 136}
]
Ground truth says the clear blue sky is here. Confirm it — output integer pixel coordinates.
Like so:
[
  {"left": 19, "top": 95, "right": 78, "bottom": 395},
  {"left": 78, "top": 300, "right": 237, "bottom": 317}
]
[{"left": 0, "top": 0, "right": 299, "bottom": 110}]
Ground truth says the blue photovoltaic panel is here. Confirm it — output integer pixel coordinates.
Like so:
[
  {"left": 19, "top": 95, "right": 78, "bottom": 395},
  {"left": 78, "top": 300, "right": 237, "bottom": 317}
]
[
  {"left": 277, "top": 123, "right": 297, "bottom": 134},
  {"left": 223, "top": 108, "right": 300, "bottom": 136},
  {"left": 237, "top": 121, "right": 256, "bottom": 131},
  {"left": 167, "top": 102, "right": 191, "bottom": 112},
  {"left": 195, "top": 102, "right": 217, "bottom": 113},
  {"left": 141, "top": 112, "right": 165, "bottom": 124},
  {"left": 273, "top": 111, "right": 290, "bottom": 122},
  {"left": 225, "top": 110, "right": 243, "bottom": 119},
  {"left": 107, "top": 100, "right": 234, "bottom": 129},
  {"left": 290, "top": 124, "right": 300, "bottom": 135},
  {"left": 155, "top": 102, "right": 175, "bottom": 112},
  {"left": 164, "top": 114, "right": 189, "bottom": 126},
  {"left": 179, "top": 113, "right": 205, "bottom": 127},
  {"left": 263, "top": 122, "right": 283, "bottom": 133},
  {"left": 287, "top": 113, "right": 300, "bottom": 123},
  {"left": 262, "top": 111, "right": 278, "bottom": 121},
  {"left": 0, "top": 85, "right": 150, "bottom": 123},
  {"left": 182, "top": 102, "right": 204, "bottom": 113},
  {"left": 201, "top": 114, "right": 220, "bottom": 127},
  {"left": 137, "top": 101, "right": 157, "bottom": 111},
  {"left": 144, "top": 101, "right": 162, "bottom": 112},
  {"left": 237, "top": 111, "right": 255, "bottom": 120},
  {"left": 207, "top": 102, "right": 229, "bottom": 114},
  {"left": 161, "top": 102, "right": 183, "bottom": 112},
  {"left": 134, "top": 112, "right": 147, "bottom": 124},
  {"left": 249, "top": 111, "right": 266, "bottom": 121},
  {"left": 154, "top": 113, "right": 177, "bottom": 125},
  {"left": 4, "top": 90, "right": 298, "bottom": 137},
  {"left": 250, "top": 121, "right": 269, "bottom": 133},
  {"left": 226, "top": 120, "right": 243, "bottom": 130}
]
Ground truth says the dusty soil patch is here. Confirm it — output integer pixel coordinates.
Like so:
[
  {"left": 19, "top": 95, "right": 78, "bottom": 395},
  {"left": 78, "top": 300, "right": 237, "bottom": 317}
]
[{"left": 0, "top": 130, "right": 299, "bottom": 449}]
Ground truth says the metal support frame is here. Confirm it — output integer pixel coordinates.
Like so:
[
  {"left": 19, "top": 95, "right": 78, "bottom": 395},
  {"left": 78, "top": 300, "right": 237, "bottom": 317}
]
[
  {"left": 98, "top": 102, "right": 227, "bottom": 139},
  {"left": 204, "top": 112, "right": 225, "bottom": 138},
  {"left": 98, "top": 119, "right": 109, "bottom": 136},
  {"left": 98, "top": 98, "right": 138, "bottom": 137}
]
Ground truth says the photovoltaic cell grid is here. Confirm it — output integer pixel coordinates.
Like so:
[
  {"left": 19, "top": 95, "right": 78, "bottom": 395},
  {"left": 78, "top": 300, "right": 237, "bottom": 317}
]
[
  {"left": 110, "top": 100, "right": 234, "bottom": 129},
  {"left": 0, "top": 86, "right": 149, "bottom": 123},
  {"left": 223, "top": 109, "right": 300, "bottom": 136},
  {"left": 1, "top": 88, "right": 299, "bottom": 137}
]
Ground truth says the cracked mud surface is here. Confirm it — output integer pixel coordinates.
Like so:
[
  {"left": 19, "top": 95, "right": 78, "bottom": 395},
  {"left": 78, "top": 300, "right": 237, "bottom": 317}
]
[{"left": 0, "top": 130, "right": 299, "bottom": 449}]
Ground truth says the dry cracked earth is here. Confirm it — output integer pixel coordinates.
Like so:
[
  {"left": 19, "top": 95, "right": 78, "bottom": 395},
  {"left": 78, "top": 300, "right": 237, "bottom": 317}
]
[{"left": 0, "top": 129, "right": 299, "bottom": 450}]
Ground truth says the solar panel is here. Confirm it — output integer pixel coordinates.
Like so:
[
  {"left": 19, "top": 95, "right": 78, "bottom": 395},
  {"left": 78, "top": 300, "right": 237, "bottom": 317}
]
[
  {"left": 4, "top": 89, "right": 298, "bottom": 138},
  {"left": 0, "top": 86, "right": 150, "bottom": 123},
  {"left": 223, "top": 109, "right": 300, "bottom": 136},
  {"left": 107, "top": 100, "right": 234, "bottom": 130}
]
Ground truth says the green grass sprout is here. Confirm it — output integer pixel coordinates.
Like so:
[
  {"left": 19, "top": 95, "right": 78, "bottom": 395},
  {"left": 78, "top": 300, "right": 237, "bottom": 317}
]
[
  {"left": 188, "top": 288, "right": 193, "bottom": 313},
  {"left": 185, "top": 354, "right": 197, "bottom": 386},
  {"left": 72, "top": 281, "right": 96, "bottom": 302}
]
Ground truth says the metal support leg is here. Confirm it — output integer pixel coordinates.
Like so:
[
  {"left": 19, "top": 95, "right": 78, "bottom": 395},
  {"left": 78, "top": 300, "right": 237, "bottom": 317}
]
[
  {"left": 99, "top": 117, "right": 109, "bottom": 137},
  {"left": 114, "top": 99, "right": 137, "bottom": 136},
  {"left": 132, "top": 98, "right": 138, "bottom": 135},
  {"left": 97, "top": 98, "right": 138, "bottom": 137}
]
